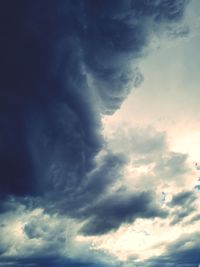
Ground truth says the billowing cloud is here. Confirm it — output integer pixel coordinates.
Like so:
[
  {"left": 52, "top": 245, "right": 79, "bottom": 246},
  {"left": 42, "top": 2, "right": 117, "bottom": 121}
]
[
  {"left": 0, "top": 0, "right": 191, "bottom": 266},
  {"left": 0, "top": 0, "right": 189, "bottom": 197},
  {"left": 105, "top": 125, "right": 191, "bottom": 193}
]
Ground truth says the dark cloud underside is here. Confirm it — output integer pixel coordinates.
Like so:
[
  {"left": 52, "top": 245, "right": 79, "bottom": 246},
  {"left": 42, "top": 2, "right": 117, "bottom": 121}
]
[
  {"left": 0, "top": 257, "right": 109, "bottom": 267},
  {"left": 147, "top": 232, "right": 200, "bottom": 267},
  {"left": 81, "top": 190, "right": 168, "bottom": 235}
]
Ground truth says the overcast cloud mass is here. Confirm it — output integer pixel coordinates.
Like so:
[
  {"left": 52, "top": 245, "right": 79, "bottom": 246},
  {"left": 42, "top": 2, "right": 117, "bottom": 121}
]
[{"left": 0, "top": 0, "right": 200, "bottom": 266}]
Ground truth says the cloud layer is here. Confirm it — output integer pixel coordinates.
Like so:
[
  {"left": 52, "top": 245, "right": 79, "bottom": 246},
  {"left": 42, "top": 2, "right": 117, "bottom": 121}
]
[{"left": 0, "top": 0, "right": 194, "bottom": 266}]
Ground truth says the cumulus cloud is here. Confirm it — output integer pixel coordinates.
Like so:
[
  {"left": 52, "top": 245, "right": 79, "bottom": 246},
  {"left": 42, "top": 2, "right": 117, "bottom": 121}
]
[
  {"left": 106, "top": 125, "right": 191, "bottom": 193},
  {"left": 0, "top": 205, "right": 114, "bottom": 267}
]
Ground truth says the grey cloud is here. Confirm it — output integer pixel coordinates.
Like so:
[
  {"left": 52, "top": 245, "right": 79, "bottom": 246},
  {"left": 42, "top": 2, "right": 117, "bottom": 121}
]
[
  {"left": 0, "top": 0, "right": 189, "bottom": 197},
  {"left": 107, "top": 127, "right": 167, "bottom": 156},
  {"left": 45, "top": 150, "right": 128, "bottom": 217},
  {"left": 81, "top": 190, "right": 168, "bottom": 235},
  {"left": 187, "top": 213, "right": 200, "bottom": 224},
  {"left": 153, "top": 152, "right": 189, "bottom": 180},
  {"left": 166, "top": 24, "right": 189, "bottom": 39},
  {"left": 132, "top": 232, "right": 200, "bottom": 267},
  {"left": 24, "top": 216, "right": 66, "bottom": 243},
  {"left": 107, "top": 126, "right": 191, "bottom": 193},
  {"left": 0, "top": 207, "right": 93, "bottom": 266},
  {"left": 170, "top": 190, "right": 197, "bottom": 206},
  {"left": 0, "top": 256, "right": 110, "bottom": 267},
  {"left": 160, "top": 232, "right": 200, "bottom": 266},
  {"left": 0, "top": 0, "right": 191, "bottom": 266},
  {"left": 194, "top": 185, "right": 200, "bottom": 191},
  {"left": 130, "top": 0, "right": 189, "bottom": 21},
  {"left": 169, "top": 191, "right": 197, "bottom": 225},
  {"left": 170, "top": 207, "right": 196, "bottom": 225}
]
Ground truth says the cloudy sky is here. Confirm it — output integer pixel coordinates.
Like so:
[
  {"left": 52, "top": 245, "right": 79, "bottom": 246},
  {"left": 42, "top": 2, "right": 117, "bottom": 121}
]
[{"left": 0, "top": 0, "right": 200, "bottom": 266}]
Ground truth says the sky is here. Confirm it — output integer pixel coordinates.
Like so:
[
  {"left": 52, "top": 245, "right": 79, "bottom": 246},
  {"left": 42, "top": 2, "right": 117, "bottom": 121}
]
[{"left": 0, "top": 0, "right": 200, "bottom": 266}]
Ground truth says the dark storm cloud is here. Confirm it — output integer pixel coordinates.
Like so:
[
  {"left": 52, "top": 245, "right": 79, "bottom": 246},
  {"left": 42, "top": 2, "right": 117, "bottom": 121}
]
[
  {"left": 0, "top": 0, "right": 190, "bottom": 265},
  {"left": 0, "top": 0, "right": 189, "bottom": 197},
  {"left": 81, "top": 190, "right": 168, "bottom": 235},
  {"left": 45, "top": 150, "right": 128, "bottom": 217},
  {"left": 0, "top": 256, "right": 109, "bottom": 267}
]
